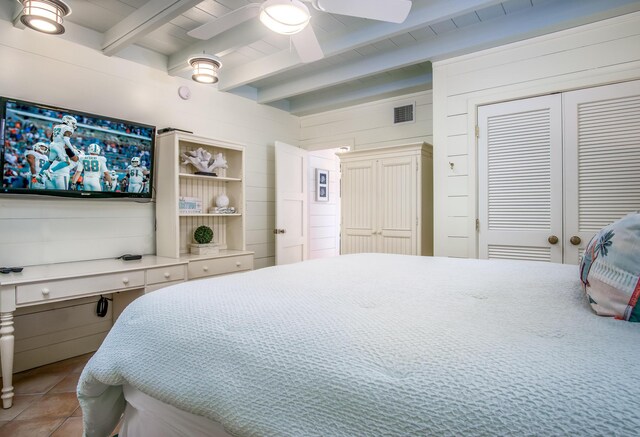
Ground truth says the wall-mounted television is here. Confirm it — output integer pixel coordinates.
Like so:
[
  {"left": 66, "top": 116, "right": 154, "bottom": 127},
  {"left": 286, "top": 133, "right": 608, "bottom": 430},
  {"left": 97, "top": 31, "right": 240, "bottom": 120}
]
[{"left": 1, "top": 97, "right": 155, "bottom": 199}]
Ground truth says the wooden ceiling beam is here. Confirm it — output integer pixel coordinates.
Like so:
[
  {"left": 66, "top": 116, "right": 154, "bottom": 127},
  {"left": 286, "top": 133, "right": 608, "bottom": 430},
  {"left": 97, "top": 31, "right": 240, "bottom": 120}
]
[
  {"left": 287, "top": 72, "right": 432, "bottom": 116},
  {"left": 167, "top": 20, "right": 270, "bottom": 76},
  {"left": 102, "top": 0, "right": 201, "bottom": 56}
]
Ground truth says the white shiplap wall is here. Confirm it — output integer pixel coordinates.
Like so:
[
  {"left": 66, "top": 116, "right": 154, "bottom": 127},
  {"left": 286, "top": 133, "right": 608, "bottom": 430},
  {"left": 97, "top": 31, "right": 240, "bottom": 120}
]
[
  {"left": 0, "top": 18, "right": 298, "bottom": 370},
  {"left": 308, "top": 149, "right": 340, "bottom": 260},
  {"left": 300, "top": 91, "right": 433, "bottom": 151},
  {"left": 0, "top": 19, "right": 299, "bottom": 269},
  {"left": 432, "top": 11, "right": 640, "bottom": 258}
]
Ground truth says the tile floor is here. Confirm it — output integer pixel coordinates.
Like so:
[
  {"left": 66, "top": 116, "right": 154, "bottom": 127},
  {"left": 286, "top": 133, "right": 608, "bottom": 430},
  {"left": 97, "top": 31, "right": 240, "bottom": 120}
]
[{"left": 0, "top": 353, "right": 121, "bottom": 437}]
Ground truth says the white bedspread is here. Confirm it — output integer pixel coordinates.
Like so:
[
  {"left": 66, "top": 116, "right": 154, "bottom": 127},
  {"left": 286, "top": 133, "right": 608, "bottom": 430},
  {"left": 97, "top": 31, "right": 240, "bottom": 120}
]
[{"left": 78, "top": 254, "right": 640, "bottom": 436}]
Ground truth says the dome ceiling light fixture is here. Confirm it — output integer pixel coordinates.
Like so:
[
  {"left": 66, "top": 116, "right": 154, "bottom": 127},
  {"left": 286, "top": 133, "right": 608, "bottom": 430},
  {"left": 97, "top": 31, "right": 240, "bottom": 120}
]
[
  {"left": 187, "top": 54, "right": 222, "bottom": 84},
  {"left": 19, "top": 0, "right": 71, "bottom": 35},
  {"left": 259, "top": 0, "right": 311, "bottom": 35}
]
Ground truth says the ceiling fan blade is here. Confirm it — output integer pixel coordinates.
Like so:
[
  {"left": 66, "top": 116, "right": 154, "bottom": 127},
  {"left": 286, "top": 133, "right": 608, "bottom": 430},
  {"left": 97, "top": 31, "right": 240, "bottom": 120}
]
[
  {"left": 314, "top": 0, "right": 412, "bottom": 24},
  {"left": 187, "top": 3, "right": 261, "bottom": 40},
  {"left": 291, "top": 26, "right": 324, "bottom": 63}
]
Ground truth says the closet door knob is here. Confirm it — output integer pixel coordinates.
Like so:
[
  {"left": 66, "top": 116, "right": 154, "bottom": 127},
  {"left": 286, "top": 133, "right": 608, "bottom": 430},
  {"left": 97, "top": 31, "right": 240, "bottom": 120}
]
[
  {"left": 570, "top": 236, "right": 581, "bottom": 246},
  {"left": 548, "top": 235, "right": 559, "bottom": 245}
]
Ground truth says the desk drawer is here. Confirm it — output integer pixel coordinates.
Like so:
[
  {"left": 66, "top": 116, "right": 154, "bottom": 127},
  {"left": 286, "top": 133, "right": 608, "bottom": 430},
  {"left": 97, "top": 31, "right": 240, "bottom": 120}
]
[
  {"left": 146, "top": 280, "right": 184, "bottom": 293},
  {"left": 188, "top": 255, "right": 253, "bottom": 280},
  {"left": 16, "top": 271, "right": 145, "bottom": 305},
  {"left": 146, "top": 265, "right": 186, "bottom": 285}
]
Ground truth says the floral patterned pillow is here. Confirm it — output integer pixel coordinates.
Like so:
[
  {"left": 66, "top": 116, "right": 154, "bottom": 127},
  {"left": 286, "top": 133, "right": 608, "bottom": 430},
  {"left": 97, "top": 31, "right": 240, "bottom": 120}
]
[{"left": 580, "top": 212, "right": 640, "bottom": 321}]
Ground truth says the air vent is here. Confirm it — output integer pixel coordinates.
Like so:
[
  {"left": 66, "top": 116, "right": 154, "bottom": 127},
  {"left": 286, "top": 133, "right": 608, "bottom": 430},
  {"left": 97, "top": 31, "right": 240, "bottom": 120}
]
[{"left": 394, "top": 103, "right": 415, "bottom": 124}]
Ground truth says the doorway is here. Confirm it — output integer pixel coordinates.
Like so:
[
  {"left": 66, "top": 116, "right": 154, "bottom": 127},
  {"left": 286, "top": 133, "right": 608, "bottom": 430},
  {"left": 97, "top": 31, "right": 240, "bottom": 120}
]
[
  {"left": 274, "top": 142, "right": 342, "bottom": 265},
  {"left": 307, "top": 148, "right": 342, "bottom": 260}
]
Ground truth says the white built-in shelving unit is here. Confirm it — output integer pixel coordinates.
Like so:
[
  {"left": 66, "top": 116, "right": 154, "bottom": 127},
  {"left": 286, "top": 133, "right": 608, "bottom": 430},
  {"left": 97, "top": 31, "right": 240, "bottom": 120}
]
[{"left": 155, "top": 131, "right": 254, "bottom": 277}]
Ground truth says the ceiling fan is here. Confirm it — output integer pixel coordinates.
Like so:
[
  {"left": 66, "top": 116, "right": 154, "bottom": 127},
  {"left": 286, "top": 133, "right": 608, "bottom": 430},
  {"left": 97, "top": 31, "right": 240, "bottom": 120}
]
[{"left": 187, "top": 0, "right": 413, "bottom": 63}]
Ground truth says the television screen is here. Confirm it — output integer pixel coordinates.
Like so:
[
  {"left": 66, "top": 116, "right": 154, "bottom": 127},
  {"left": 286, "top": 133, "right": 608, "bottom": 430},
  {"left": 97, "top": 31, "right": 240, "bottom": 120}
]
[{"left": 1, "top": 98, "right": 155, "bottom": 199}]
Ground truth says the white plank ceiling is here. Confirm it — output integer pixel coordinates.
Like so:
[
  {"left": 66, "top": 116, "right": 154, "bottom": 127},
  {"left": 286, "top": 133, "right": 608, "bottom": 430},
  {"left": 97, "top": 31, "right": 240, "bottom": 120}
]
[{"left": 4, "top": 0, "right": 640, "bottom": 115}]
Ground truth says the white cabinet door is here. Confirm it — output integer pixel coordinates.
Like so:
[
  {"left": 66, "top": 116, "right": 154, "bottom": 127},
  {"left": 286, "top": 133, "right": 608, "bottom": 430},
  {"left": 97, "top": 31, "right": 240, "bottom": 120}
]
[
  {"left": 563, "top": 80, "right": 640, "bottom": 264},
  {"left": 478, "top": 94, "right": 563, "bottom": 262},
  {"left": 341, "top": 159, "right": 377, "bottom": 254},
  {"left": 275, "top": 141, "right": 308, "bottom": 265},
  {"left": 378, "top": 155, "right": 417, "bottom": 255}
]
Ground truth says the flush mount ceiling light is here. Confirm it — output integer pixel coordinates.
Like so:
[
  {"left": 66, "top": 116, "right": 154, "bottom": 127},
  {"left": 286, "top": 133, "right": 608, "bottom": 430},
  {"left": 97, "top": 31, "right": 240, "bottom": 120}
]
[
  {"left": 187, "top": 54, "right": 222, "bottom": 84},
  {"left": 19, "top": 0, "right": 71, "bottom": 35},
  {"left": 259, "top": 0, "right": 310, "bottom": 35}
]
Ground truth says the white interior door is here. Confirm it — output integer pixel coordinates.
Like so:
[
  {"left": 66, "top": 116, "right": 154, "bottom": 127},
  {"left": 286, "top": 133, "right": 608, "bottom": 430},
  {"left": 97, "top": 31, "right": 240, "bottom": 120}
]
[
  {"left": 478, "top": 94, "right": 563, "bottom": 262},
  {"left": 275, "top": 141, "right": 308, "bottom": 265},
  {"left": 563, "top": 80, "right": 640, "bottom": 264}
]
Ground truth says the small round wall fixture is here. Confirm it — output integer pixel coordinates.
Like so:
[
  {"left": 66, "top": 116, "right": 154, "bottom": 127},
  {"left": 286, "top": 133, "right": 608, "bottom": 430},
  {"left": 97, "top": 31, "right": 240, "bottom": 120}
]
[
  {"left": 178, "top": 86, "right": 191, "bottom": 100},
  {"left": 259, "top": 0, "right": 311, "bottom": 35},
  {"left": 187, "top": 54, "right": 222, "bottom": 84},
  {"left": 20, "top": 0, "right": 71, "bottom": 35}
]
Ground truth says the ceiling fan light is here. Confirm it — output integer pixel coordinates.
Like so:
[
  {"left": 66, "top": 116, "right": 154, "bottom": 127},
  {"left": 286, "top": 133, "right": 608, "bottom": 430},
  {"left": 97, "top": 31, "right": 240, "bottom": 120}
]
[
  {"left": 20, "top": 0, "right": 71, "bottom": 35},
  {"left": 260, "top": 0, "right": 310, "bottom": 35},
  {"left": 188, "top": 54, "right": 222, "bottom": 84}
]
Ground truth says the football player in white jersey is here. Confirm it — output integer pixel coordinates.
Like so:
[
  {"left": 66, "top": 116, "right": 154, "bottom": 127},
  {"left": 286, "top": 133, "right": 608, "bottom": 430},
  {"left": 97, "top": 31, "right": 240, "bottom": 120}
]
[
  {"left": 125, "top": 156, "right": 149, "bottom": 193},
  {"left": 40, "top": 115, "right": 80, "bottom": 190},
  {"left": 107, "top": 170, "right": 119, "bottom": 192},
  {"left": 25, "top": 142, "right": 49, "bottom": 189},
  {"left": 71, "top": 143, "right": 111, "bottom": 192}
]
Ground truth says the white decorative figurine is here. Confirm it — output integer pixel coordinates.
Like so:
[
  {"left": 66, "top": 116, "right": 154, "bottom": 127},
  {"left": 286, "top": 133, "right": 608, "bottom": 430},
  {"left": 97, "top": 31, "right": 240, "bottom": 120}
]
[
  {"left": 211, "top": 193, "right": 236, "bottom": 214},
  {"left": 216, "top": 194, "right": 230, "bottom": 208},
  {"left": 181, "top": 148, "right": 228, "bottom": 176}
]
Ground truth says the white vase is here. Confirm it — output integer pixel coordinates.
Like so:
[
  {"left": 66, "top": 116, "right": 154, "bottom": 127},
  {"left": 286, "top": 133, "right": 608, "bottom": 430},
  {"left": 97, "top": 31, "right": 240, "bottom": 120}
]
[{"left": 216, "top": 194, "right": 230, "bottom": 208}]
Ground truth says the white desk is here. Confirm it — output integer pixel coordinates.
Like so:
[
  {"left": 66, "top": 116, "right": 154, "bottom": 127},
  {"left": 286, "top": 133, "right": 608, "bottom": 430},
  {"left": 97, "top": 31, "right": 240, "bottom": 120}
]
[{"left": 0, "top": 256, "right": 188, "bottom": 409}]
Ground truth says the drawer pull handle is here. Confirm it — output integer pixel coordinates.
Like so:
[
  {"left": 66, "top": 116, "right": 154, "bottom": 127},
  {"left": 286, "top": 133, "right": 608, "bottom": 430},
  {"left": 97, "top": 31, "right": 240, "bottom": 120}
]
[
  {"left": 236, "top": 262, "right": 242, "bottom": 267},
  {"left": 122, "top": 277, "right": 129, "bottom": 284},
  {"left": 203, "top": 266, "right": 209, "bottom": 272},
  {"left": 164, "top": 272, "right": 171, "bottom": 279},
  {"left": 41, "top": 288, "right": 50, "bottom": 296}
]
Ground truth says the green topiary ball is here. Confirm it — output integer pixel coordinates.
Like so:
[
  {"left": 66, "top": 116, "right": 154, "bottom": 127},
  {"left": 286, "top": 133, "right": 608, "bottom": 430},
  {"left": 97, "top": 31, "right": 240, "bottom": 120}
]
[{"left": 194, "top": 225, "right": 213, "bottom": 244}]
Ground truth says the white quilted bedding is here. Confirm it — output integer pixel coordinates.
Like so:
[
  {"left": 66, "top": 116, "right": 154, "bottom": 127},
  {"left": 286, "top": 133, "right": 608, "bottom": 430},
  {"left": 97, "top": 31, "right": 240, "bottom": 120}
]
[{"left": 78, "top": 254, "right": 640, "bottom": 437}]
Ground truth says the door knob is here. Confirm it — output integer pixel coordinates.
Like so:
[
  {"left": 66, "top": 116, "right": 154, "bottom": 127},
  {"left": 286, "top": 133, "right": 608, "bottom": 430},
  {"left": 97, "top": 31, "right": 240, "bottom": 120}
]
[
  {"left": 273, "top": 229, "right": 286, "bottom": 234},
  {"left": 548, "top": 235, "right": 559, "bottom": 245},
  {"left": 570, "top": 236, "right": 581, "bottom": 246}
]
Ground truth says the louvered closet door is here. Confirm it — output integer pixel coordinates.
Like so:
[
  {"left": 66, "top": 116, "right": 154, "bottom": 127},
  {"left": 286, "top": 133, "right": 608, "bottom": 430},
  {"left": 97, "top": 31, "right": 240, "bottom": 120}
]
[
  {"left": 378, "top": 156, "right": 417, "bottom": 255},
  {"left": 478, "top": 94, "right": 563, "bottom": 262},
  {"left": 563, "top": 80, "right": 640, "bottom": 264},
  {"left": 341, "top": 159, "right": 377, "bottom": 254}
]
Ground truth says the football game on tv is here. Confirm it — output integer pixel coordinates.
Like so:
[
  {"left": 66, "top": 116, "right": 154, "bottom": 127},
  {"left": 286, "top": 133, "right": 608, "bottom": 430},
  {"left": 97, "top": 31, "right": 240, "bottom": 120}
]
[{"left": 1, "top": 98, "right": 155, "bottom": 199}]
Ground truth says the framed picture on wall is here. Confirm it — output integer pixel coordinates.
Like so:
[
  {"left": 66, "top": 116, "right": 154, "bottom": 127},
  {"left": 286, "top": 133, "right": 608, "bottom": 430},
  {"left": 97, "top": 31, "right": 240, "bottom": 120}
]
[{"left": 316, "top": 169, "right": 329, "bottom": 202}]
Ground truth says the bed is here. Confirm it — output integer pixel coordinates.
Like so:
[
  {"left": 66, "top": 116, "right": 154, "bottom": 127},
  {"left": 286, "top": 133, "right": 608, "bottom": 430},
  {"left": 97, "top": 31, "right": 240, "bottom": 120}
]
[{"left": 78, "top": 254, "right": 640, "bottom": 436}]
